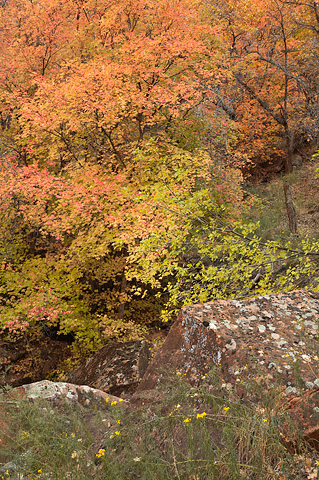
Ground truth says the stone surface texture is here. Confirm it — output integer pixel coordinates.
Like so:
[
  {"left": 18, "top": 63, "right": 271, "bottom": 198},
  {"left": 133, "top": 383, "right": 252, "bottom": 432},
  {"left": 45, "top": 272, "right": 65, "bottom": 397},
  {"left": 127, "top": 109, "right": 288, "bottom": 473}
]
[
  {"left": 5, "top": 379, "right": 120, "bottom": 407},
  {"left": 67, "top": 340, "right": 150, "bottom": 397},
  {"left": 133, "top": 290, "right": 319, "bottom": 448}
]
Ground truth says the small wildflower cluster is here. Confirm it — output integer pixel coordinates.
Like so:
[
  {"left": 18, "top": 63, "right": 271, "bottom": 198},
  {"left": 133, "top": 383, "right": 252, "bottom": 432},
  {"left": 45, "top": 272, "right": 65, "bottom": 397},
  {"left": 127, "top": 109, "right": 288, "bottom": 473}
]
[
  {"left": 196, "top": 412, "right": 207, "bottom": 419},
  {"left": 96, "top": 448, "right": 105, "bottom": 458},
  {"left": 181, "top": 411, "right": 208, "bottom": 422},
  {"left": 169, "top": 404, "right": 181, "bottom": 417},
  {"left": 105, "top": 397, "right": 124, "bottom": 405}
]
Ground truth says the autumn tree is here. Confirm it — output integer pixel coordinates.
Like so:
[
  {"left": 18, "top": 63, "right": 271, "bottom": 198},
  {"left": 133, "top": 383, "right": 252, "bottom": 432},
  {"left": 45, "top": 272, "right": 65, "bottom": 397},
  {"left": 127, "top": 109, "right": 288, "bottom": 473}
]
[
  {"left": 202, "top": 0, "right": 319, "bottom": 175},
  {"left": 0, "top": 141, "right": 255, "bottom": 350},
  {"left": 0, "top": 0, "right": 215, "bottom": 171},
  {"left": 0, "top": 0, "right": 217, "bottom": 350}
]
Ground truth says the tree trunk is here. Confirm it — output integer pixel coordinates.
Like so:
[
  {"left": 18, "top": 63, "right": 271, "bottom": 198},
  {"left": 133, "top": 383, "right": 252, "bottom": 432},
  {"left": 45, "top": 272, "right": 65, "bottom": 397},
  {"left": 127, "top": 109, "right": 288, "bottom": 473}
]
[
  {"left": 285, "top": 129, "right": 294, "bottom": 174},
  {"left": 283, "top": 181, "right": 297, "bottom": 233},
  {"left": 118, "top": 272, "right": 127, "bottom": 320}
]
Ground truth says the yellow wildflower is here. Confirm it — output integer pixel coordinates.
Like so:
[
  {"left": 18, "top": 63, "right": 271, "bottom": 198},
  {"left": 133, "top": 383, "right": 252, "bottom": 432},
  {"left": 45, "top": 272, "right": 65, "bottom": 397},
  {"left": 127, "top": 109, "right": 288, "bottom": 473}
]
[
  {"left": 197, "top": 412, "right": 207, "bottom": 419},
  {"left": 96, "top": 448, "right": 105, "bottom": 458},
  {"left": 183, "top": 418, "right": 191, "bottom": 423}
]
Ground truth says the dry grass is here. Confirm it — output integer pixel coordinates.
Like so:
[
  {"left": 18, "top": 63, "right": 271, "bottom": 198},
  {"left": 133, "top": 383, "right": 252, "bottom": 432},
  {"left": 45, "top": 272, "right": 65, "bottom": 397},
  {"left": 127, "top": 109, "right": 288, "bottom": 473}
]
[{"left": 0, "top": 371, "right": 318, "bottom": 480}]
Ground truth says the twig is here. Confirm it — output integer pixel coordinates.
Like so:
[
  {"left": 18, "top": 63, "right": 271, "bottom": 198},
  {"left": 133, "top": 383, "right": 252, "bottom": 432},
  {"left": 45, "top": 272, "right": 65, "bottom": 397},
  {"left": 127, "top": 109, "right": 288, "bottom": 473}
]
[{"left": 171, "top": 440, "right": 181, "bottom": 480}]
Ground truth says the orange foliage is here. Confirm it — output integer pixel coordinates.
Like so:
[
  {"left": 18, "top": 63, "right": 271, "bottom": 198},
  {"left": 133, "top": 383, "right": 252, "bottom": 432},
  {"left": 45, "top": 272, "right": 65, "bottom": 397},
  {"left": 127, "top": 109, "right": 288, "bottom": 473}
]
[{"left": 0, "top": 0, "right": 213, "bottom": 169}]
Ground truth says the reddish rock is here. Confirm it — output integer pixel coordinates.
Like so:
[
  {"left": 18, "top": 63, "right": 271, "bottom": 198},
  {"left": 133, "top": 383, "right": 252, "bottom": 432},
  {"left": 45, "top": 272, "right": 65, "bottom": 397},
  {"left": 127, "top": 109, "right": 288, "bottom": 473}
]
[
  {"left": 133, "top": 291, "right": 319, "bottom": 449},
  {"left": 67, "top": 340, "right": 150, "bottom": 397},
  {"left": 287, "top": 389, "right": 319, "bottom": 450}
]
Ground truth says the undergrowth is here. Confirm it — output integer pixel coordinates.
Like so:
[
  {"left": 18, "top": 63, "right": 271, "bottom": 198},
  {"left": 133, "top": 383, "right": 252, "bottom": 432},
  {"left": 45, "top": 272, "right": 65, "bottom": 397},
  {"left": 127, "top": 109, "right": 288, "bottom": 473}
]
[
  {"left": 0, "top": 370, "right": 318, "bottom": 480},
  {"left": 246, "top": 161, "right": 319, "bottom": 242}
]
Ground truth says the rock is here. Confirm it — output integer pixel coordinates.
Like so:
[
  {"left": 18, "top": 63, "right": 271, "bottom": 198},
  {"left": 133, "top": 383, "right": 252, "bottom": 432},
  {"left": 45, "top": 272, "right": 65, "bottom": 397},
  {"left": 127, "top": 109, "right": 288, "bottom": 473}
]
[
  {"left": 67, "top": 340, "right": 150, "bottom": 397},
  {"left": 132, "top": 290, "right": 319, "bottom": 449},
  {"left": 287, "top": 389, "right": 319, "bottom": 450},
  {"left": 292, "top": 154, "right": 303, "bottom": 168},
  {"left": 4, "top": 379, "right": 120, "bottom": 407}
]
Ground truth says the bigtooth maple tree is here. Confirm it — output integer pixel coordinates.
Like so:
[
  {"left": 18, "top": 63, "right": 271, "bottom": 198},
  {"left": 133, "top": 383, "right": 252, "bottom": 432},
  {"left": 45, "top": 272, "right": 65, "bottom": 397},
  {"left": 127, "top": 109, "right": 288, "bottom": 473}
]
[
  {"left": 0, "top": 0, "right": 213, "bottom": 170},
  {"left": 0, "top": 141, "right": 253, "bottom": 351},
  {"left": 0, "top": 0, "right": 221, "bottom": 350},
  {"left": 0, "top": 0, "right": 79, "bottom": 166},
  {"left": 204, "top": 0, "right": 319, "bottom": 174}
]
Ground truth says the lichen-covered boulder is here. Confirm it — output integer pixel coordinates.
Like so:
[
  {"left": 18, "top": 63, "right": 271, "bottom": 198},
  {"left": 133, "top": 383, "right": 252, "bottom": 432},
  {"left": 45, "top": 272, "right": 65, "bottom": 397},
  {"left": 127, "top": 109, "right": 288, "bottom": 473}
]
[
  {"left": 133, "top": 291, "right": 319, "bottom": 449},
  {"left": 5, "top": 379, "right": 121, "bottom": 407}
]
